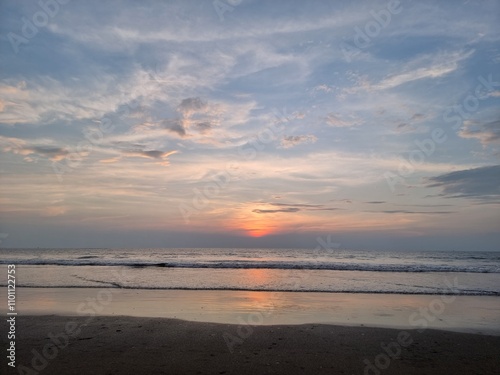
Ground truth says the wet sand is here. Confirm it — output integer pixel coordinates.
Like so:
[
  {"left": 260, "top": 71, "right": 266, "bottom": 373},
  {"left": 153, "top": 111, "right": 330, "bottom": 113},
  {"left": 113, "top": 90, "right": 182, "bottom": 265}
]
[
  {"left": 1, "top": 315, "right": 500, "bottom": 375},
  {"left": 3, "top": 288, "right": 500, "bottom": 335},
  {"left": 2, "top": 287, "right": 500, "bottom": 374}
]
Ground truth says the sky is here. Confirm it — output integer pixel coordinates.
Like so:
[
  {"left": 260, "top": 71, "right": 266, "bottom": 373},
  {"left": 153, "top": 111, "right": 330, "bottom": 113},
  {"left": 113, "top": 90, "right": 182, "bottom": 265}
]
[{"left": 0, "top": 0, "right": 499, "bottom": 250}]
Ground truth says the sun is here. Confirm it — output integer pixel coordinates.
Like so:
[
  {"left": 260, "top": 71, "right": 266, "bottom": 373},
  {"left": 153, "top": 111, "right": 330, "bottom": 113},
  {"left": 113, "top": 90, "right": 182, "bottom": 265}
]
[
  {"left": 245, "top": 227, "right": 273, "bottom": 237},
  {"left": 227, "top": 214, "right": 278, "bottom": 237},
  {"left": 240, "top": 214, "right": 278, "bottom": 237},
  {"left": 221, "top": 203, "right": 289, "bottom": 237}
]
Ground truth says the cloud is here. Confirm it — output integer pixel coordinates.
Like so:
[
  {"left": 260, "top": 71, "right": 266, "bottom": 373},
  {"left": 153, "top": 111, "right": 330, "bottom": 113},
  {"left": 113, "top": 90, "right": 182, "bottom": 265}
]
[
  {"left": 375, "top": 50, "right": 474, "bottom": 91},
  {"left": 0, "top": 134, "right": 177, "bottom": 167},
  {"left": 41, "top": 206, "right": 69, "bottom": 217},
  {"left": 252, "top": 202, "right": 340, "bottom": 214},
  {"left": 99, "top": 157, "right": 121, "bottom": 164},
  {"left": 28, "top": 146, "right": 69, "bottom": 161},
  {"left": 161, "top": 119, "right": 187, "bottom": 137},
  {"left": 160, "top": 97, "right": 223, "bottom": 138},
  {"left": 427, "top": 165, "right": 500, "bottom": 199},
  {"left": 344, "top": 49, "right": 474, "bottom": 95},
  {"left": 253, "top": 208, "right": 300, "bottom": 214},
  {"left": 0, "top": 71, "right": 163, "bottom": 125},
  {"left": 269, "top": 203, "right": 323, "bottom": 208},
  {"left": 120, "top": 149, "right": 178, "bottom": 166},
  {"left": 0, "top": 136, "right": 68, "bottom": 162},
  {"left": 0, "top": 136, "right": 26, "bottom": 152},
  {"left": 459, "top": 120, "right": 500, "bottom": 145},
  {"left": 325, "top": 113, "right": 360, "bottom": 127},
  {"left": 394, "top": 204, "right": 454, "bottom": 208},
  {"left": 195, "top": 122, "right": 213, "bottom": 134},
  {"left": 280, "top": 135, "right": 317, "bottom": 148},
  {"left": 395, "top": 112, "right": 426, "bottom": 130},
  {"left": 368, "top": 210, "right": 453, "bottom": 214},
  {"left": 410, "top": 113, "right": 426, "bottom": 121},
  {"left": 128, "top": 150, "right": 174, "bottom": 159},
  {"left": 0, "top": 82, "right": 30, "bottom": 124},
  {"left": 375, "top": 65, "right": 455, "bottom": 90},
  {"left": 313, "top": 84, "right": 332, "bottom": 93},
  {"left": 330, "top": 199, "right": 353, "bottom": 204},
  {"left": 307, "top": 207, "right": 341, "bottom": 212},
  {"left": 178, "top": 97, "right": 208, "bottom": 115}
]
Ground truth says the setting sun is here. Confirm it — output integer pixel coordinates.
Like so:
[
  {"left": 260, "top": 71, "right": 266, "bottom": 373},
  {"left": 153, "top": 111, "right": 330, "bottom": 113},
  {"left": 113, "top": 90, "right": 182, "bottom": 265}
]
[
  {"left": 245, "top": 227, "right": 272, "bottom": 237},
  {"left": 239, "top": 214, "right": 280, "bottom": 237}
]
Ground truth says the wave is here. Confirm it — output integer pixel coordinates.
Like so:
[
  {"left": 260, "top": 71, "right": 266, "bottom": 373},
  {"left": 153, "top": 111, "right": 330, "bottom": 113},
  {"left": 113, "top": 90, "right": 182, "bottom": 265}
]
[
  {"left": 1, "top": 259, "right": 499, "bottom": 273},
  {"left": 1, "top": 284, "right": 498, "bottom": 296}
]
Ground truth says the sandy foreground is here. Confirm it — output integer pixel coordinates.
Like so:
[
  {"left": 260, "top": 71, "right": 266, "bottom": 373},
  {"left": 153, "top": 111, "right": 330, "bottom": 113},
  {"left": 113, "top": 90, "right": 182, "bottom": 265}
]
[{"left": 1, "top": 315, "right": 500, "bottom": 375}]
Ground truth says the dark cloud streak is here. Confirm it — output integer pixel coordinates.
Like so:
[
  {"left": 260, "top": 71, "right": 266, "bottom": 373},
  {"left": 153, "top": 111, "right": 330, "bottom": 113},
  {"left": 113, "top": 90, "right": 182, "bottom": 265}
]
[
  {"left": 253, "top": 208, "right": 300, "bottom": 214},
  {"left": 427, "top": 165, "right": 500, "bottom": 200}
]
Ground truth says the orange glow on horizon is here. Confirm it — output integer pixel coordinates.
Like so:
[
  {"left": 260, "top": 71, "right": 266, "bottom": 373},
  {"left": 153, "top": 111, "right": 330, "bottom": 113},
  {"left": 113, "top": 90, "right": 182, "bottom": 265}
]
[
  {"left": 239, "top": 215, "right": 280, "bottom": 237},
  {"left": 212, "top": 202, "right": 425, "bottom": 240},
  {"left": 245, "top": 227, "right": 273, "bottom": 237},
  {"left": 220, "top": 203, "right": 284, "bottom": 237}
]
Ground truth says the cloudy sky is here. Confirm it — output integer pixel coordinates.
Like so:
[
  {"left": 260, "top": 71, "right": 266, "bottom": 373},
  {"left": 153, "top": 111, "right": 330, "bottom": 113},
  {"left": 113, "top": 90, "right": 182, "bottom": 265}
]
[{"left": 0, "top": 0, "right": 499, "bottom": 250}]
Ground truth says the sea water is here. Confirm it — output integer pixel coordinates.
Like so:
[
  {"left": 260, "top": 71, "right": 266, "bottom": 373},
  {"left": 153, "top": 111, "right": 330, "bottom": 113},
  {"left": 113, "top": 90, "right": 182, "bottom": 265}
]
[{"left": 1, "top": 248, "right": 499, "bottom": 295}]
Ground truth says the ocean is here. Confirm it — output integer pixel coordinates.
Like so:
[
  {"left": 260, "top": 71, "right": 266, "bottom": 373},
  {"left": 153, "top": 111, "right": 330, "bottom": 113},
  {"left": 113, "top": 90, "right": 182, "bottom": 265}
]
[{"left": 1, "top": 248, "right": 499, "bottom": 296}]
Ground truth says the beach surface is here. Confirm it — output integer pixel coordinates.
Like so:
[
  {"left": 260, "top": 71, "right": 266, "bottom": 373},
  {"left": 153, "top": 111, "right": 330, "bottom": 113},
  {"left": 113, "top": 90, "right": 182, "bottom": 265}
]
[
  {"left": 2, "top": 315, "right": 500, "bottom": 375},
  {"left": 2, "top": 288, "right": 500, "bottom": 374},
  {"left": 2, "top": 288, "right": 500, "bottom": 334}
]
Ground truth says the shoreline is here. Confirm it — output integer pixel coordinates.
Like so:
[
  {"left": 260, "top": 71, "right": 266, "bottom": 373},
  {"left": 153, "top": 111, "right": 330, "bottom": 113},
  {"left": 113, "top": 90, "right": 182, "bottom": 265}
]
[
  {"left": 1, "top": 287, "right": 499, "bottom": 335},
  {"left": 4, "top": 284, "right": 500, "bottom": 296},
  {"left": 2, "top": 315, "right": 500, "bottom": 374}
]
